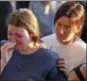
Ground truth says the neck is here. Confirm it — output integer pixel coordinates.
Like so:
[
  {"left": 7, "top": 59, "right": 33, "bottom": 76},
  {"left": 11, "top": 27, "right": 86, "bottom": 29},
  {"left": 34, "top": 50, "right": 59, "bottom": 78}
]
[
  {"left": 19, "top": 42, "right": 40, "bottom": 55},
  {"left": 61, "top": 36, "right": 76, "bottom": 45}
]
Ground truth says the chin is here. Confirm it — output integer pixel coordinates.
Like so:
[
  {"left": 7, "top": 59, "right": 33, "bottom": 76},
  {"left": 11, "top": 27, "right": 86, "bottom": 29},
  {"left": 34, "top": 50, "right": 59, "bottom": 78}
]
[{"left": 58, "top": 39, "right": 67, "bottom": 44}]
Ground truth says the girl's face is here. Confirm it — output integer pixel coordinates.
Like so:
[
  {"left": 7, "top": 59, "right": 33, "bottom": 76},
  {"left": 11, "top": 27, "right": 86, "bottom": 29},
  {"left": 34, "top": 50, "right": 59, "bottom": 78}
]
[
  {"left": 55, "top": 16, "right": 76, "bottom": 44},
  {"left": 8, "top": 24, "right": 32, "bottom": 51}
]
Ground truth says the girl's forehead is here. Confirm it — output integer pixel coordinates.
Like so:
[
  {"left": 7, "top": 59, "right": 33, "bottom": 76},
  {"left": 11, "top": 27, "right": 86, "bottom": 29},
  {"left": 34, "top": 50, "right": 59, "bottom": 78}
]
[
  {"left": 57, "top": 16, "right": 70, "bottom": 25},
  {"left": 8, "top": 24, "right": 24, "bottom": 30},
  {"left": 8, "top": 24, "right": 28, "bottom": 33}
]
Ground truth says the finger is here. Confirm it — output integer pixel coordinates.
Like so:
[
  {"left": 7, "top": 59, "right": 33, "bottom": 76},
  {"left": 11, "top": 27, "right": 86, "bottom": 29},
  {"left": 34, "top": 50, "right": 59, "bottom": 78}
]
[
  {"left": 5, "top": 42, "right": 16, "bottom": 47},
  {"left": 1, "top": 42, "right": 15, "bottom": 57},
  {"left": 1, "top": 46, "right": 14, "bottom": 55},
  {"left": 57, "top": 60, "right": 66, "bottom": 65},
  {"left": 1, "top": 42, "right": 16, "bottom": 50},
  {"left": 57, "top": 58, "right": 65, "bottom": 62},
  {"left": 58, "top": 58, "right": 64, "bottom": 60},
  {"left": 57, "top": 64, "right": 67, "bottom": 69},
  {"left": 59, "top": 68, "right": 68, "bottom": 77},
  {"left": 59, "top": 68, "right": 67, "bottom": 72}
]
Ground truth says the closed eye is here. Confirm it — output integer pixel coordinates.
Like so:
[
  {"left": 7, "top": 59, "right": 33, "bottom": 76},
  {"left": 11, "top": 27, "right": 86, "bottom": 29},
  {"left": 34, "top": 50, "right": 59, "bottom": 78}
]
[{"left": 16, "top": 34, "right": 22, "bottom": 38}]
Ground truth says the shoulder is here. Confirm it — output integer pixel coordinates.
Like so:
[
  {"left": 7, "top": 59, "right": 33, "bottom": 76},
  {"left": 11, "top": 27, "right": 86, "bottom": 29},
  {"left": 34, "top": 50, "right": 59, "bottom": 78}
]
[
  {"left": 73, "top": 37, "right": 86, "bottom": 51},
  {"left": 41, "top": 34, "right": 59, "bottom": 51},
  {"left": 42, "top": 33, "right": 56, "bottom": 41},
  {"left": 75, "top": 37, "right": 86, "bottom": 48},
  {"left": 41, "top": 34, "right": 57, "bottom": 45},
  {"left": 73, "top": 37, "right": 86, "bottom": 61},
  {"left": 39, "top": 48, "right": 59, "bottom": 61}
]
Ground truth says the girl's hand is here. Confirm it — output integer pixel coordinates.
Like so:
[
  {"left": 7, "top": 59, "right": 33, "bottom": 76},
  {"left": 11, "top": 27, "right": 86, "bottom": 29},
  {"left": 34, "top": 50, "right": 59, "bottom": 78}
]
[
  {"left": 56, "top": 58, "right": 68, "bottom": 77},
  {"left": 1, "top": 41, "right": 16, "bottom": 73}
]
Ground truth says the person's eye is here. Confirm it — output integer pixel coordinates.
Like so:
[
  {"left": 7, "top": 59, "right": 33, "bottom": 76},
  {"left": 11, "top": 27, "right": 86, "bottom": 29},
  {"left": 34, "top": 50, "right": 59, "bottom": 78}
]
[
  {"left": 57, "top": 22, "right": 62, "bottom": 27},
  {"left": 16, "top": 35, "right": 22, "bottom": 38},
  {"left": 65, "top": 25, "right": 70, "bottom": 29}
]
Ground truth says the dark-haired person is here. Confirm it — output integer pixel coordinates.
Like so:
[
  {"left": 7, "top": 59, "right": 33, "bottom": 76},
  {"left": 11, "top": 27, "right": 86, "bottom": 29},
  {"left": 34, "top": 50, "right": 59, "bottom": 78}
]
[{"left": 42, "top": 1, "right": 86, "bottom": 77}]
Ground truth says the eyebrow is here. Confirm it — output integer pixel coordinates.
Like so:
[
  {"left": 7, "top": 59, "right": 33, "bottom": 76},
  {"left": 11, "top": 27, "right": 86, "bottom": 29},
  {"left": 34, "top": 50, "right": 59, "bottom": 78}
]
[
  {"left": 15, "top": 32, "right": 22, "bottom": 35},
  {"left": 57, "top": 21, "right": 71, "bottom": 27},
  {"left": 57, "top": 21, "right": 61, "bottom": 24}
]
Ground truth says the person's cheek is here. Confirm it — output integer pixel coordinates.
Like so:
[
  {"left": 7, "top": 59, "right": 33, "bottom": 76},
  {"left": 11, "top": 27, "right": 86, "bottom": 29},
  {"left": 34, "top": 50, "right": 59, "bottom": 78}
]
[{"left": 15, "top": 38, "right": 22, "bottom": 46}]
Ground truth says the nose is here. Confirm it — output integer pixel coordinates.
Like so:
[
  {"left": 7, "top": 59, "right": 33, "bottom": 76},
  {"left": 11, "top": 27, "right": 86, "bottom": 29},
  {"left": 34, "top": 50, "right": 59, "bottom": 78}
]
[
  {"left": 60, "top": 29, "right": 64, "bottom": 34},
  {"left": 59, "top": 27, "right": 64, "bottom": 34}
]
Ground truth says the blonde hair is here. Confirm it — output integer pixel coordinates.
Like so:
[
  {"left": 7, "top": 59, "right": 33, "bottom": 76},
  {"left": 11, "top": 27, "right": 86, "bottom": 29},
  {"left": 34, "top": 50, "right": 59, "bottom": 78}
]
[{"left": 6, "top": 8, "right": 42, "bottom": 44}]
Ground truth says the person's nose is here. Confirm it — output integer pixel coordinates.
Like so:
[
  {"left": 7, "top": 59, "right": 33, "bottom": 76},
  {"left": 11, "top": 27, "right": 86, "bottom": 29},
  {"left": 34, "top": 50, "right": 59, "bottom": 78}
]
[{"left": 60, "top": 26, "right": 64, "bottom": 34}]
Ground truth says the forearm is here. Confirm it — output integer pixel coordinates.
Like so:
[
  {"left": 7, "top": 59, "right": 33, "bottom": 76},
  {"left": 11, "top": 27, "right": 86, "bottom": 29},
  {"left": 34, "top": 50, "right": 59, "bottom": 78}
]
[{"left": 0, "top": 59, "right": 7, "bottom": 74}]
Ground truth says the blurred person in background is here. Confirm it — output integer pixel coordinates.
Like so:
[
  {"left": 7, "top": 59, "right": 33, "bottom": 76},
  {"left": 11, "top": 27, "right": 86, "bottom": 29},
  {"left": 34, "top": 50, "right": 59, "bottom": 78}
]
[
  {"left": 0, "top": 1, "right": 13, "bottom": 40},
  {"left": 29, "top": 1, "right": 55, "bottom": 38},
  {"left": 16, "top": 1, "right": 30, "bottom": 9}
]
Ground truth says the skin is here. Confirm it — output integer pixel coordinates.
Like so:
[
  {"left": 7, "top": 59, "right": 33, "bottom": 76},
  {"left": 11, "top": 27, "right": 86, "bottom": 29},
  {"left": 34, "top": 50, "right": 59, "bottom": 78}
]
[
  {"left": 7, "top": 24, "right": 32, "bottom": 52},
  {"left": 68, "top": 64, "right": 86, "bottom": 80},
  {"left": 68, "top": 70, "right": 80, "bottom": 81},
  {"left": 80, "top": 64, "right": 87, "bottom": 80},
  {"left": 0, "top": 24, "right": 40, "bottom": 73},
  {"left": 55, "top": 16, "right": 76, "bottom": 45},
  {"left": 55, "top": 16, "right": 78, "bottom": 77}
]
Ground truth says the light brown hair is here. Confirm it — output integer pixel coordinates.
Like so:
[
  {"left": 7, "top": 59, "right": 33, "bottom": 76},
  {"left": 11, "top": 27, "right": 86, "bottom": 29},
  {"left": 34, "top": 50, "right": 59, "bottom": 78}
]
[{"left": 6, "top": 8, "right": 42, "bottom": 45}]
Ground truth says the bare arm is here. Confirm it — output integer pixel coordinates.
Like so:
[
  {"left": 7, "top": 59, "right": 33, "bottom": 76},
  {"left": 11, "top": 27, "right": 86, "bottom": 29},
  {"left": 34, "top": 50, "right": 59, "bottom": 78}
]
[
  {"left": 68, "top": 63, "right": 87, "bottom": 81},
  {"left": 0, "top": 42, "right": 16, "bottom": 74}
]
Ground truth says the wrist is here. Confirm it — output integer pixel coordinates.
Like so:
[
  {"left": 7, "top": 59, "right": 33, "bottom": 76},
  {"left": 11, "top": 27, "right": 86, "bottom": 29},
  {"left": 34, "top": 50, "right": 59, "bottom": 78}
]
[{"left": 1, "top": 59, "right": 7, "bottom": 73}]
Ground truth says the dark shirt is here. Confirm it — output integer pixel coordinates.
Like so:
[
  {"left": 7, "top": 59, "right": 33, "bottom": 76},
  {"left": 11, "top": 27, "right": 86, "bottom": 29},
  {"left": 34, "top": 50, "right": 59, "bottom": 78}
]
[{"left": 0, "top": 40, "right": 66, "bottom": 81}]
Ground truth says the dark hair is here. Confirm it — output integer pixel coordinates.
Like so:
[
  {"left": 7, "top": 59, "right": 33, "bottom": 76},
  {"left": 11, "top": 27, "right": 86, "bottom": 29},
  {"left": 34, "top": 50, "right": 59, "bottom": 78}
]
[{"left": 54, "top": 1, "right": 85, "bottom": 37}]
